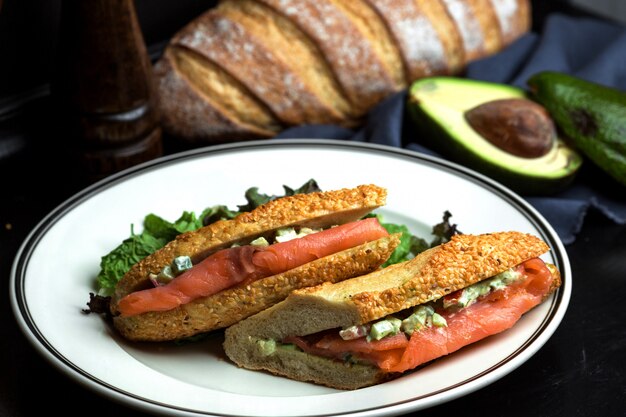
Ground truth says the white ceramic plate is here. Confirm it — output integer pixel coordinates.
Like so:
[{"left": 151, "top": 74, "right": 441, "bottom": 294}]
[{"left": 11, "top": 139, "right": 571, "bottom": 417}]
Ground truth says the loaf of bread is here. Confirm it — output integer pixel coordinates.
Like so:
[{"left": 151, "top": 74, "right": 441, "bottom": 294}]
[{"left": 155, "top": 0, "right": 531, "bottom": 143}]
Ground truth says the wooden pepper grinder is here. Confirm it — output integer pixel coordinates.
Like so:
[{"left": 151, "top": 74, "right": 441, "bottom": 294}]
[{"left": 54, "top": 0, "right": 162, "bottom": 181}]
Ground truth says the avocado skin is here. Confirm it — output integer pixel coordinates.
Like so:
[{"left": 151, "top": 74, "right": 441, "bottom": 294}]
[
  {"left": 407, "top": 77, "right": 581, "bottom": 195},
  {"left": 528, "top": 71, "right": 626, "bottom": 187}
]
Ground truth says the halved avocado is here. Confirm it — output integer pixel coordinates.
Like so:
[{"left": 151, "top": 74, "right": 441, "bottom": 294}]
[{"left": 407, "top": 77, "right": 582, "bottom": 195}]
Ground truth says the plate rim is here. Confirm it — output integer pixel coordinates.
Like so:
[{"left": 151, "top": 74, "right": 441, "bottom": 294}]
[{"left": 10, "top": 138, "right": 571, "bottom": 417}]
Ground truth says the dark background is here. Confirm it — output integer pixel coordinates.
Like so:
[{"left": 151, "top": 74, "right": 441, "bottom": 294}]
[
  {"left": 0, "top": 0, "right": 219, "bottom": 98},
  {"left": 1, "top": 1, "right": 625, "bottom": 417},
  {"left": 0, "top": 0, "right": 584, "bottom": 97},
  {"left": 0, "top": 0, "right": 612, "bottom": 107}
]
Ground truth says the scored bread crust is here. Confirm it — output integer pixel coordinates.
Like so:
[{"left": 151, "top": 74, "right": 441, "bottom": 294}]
[
  {"left": 329, "top": 0, "right": 407, "bottom": 87},
  {"left": 348, "top": 230, "right": 550, "bottom": 322},
  {"left": 155, "top": 48, "right": 280, "bottom": 143},
  {"left": 224, "top": 231, "right": 559, "bottom": 389},
  {"left": 364, "top": 0, "right": 453, "bottom": 80},
  {"left": 490, "top": 0, "right": 532, "bottom": 45},
  {"left": 254, "top": 0, "right": 402, "bottom": 116},
  {"left": 440, "top": 0, "right": 501, "bottom": 62},
  {"left": 156, "top": 0, "right": 531, "bottom": 143},
  {"left": 174, "top": 8, "right": 348, "bottom": 127}
]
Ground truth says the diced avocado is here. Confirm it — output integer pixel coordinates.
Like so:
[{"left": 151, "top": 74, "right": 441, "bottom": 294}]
[
  {"left": 369, "top": 317, "right": 402, "bottom": 341},
  {"left": 172, "top": 256, "right": 192, "bottom": 274},
  {"left": 443, "top": 267, "right": 522, "bottom": 309},
  {"left": 256, "top": 339, "right": 276, "bottom": 356},
  {"left": 400, "top": 314, "right": 422, "bottom": 336},
  {"left": 250, "top": 236, "right": 269, "bottom": 247},
  {"left": 407, "top": 77, "right": 582, "bottom": 194},
  {"left": 490, "top": 268, "right": 522, "bottom": 289},
  {"left": 401, "top": 305, "right": 435, "bottom": 335},
  {"left": 275, "top": 228, "right": 298, "bottom": 242},
  {"left": 455, "top": 284, "right": 490, "bottom": 308},
  {"left": 528, "top": 71, "right": 626, "bottom": 187},
  {"left": 152, "top": 255, "right": 193, "bottom": 285},
  {"left": 158, "top": 265, "right": 175, "bottom": 280},
  {"left": 432, "top": 313, "right": 447, "bottom": 327},
  {"left": 274, "top": 227, "right": 322, "bottom": 243},
  {"left": 278, "top": 343, "right": 299, "bottom": 351}
]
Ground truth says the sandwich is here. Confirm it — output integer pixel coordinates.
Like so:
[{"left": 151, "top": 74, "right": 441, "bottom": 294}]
[
  {"left": 108, "top": 184, "right": 401, "bottom": 341},
  {"left": 223, "top": 231, "right": 562, "bottom": 389}
]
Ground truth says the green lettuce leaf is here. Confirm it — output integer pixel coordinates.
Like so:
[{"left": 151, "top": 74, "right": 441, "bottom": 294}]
[
  {"left": 373, "top": 211, "right": 460, "bottom": 267},
  {"left": 96, "top": 226, "right": 168, "bottom": 293},
  {"left": 200, "top": 205, "right": 239, "bottom": 226},
  {"left": 237, "top": 179, "right": 321, "bottom": 212},
  {"left": 379, "top": 222, "right": 429, "bottom": 266},
  {"left": 430, "top": 210, "right": 461, "bottom": 247}
]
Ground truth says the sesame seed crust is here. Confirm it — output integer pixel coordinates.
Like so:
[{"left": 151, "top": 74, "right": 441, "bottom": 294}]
[
  {"left": 349, "top": 231, "right": 550, "bottom": 322},
  {"left": 110, "top": 184, "right": 387, "bottom": 312}
]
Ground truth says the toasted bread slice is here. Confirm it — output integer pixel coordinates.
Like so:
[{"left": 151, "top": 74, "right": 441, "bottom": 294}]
[{"left": 224, "top": 231, "right": 561, "bottom": 389}]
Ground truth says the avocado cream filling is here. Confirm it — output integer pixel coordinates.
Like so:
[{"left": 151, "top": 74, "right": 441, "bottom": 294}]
[
  {"left": 340, "top": 266, "right": 523, "bottom": 341},
  {"left": 260, "top": 266, "right": 524, "bottom": 362}
]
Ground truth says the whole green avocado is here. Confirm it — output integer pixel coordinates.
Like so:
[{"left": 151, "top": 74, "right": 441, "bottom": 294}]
[{"left": 528, "top": 71, "right": 626, "bottom": 187}]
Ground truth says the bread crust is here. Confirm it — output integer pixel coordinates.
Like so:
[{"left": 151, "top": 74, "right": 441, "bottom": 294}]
[
  {"left": 349, "top": 231, "right": 550, "bottom": 322},
  {"left": 329, "top": 0, "right": 407, "bottom": 88},
  {"left": 174, "top": 9, "right": 347, "bottom": 127},
  {"left": 255, "top": 0, "right": 401, "bottom": 116},
  {"left": 364, "top": 0, "right": 450, "bottom": 80},
  {"left": 224, "top": 231, "right": 558, "bottom": 389},
  {"left": 155, "top": 0, "right": 531, "bottom": 142},
  {"left": 490, "top": 0, "right": 532, "bottom": 45},
  {"left": 155, "top": 48, "right": 279, "bottom": 143},
  {"left": 440, "top": 0, "right": 500, "bottom": 62},
  {"left": 416, "top": 0, "right": 465, "bottom": 75}
]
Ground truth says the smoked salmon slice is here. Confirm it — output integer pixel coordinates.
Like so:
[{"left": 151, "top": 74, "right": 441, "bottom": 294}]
[
  {"left": 315, "top": 332, "right": 409, "bottom": 370},
  {"left": 117, "top": 218, "right": 388, "bottom": 316},
  {"left": 283, "top": 332, "right": 408, "bottom": 369},
  {"left": 288, "top": 258, "right": 554, "bottom": 373}
]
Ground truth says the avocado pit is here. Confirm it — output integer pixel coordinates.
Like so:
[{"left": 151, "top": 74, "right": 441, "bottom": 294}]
[{"left": 464, "top": 98, "right": 556, "bottom": 158}]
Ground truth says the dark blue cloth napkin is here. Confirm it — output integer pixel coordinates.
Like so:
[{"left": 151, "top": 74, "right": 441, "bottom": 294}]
[{"left": 274, "top": 13, "right": 626, "bottom": 245}]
